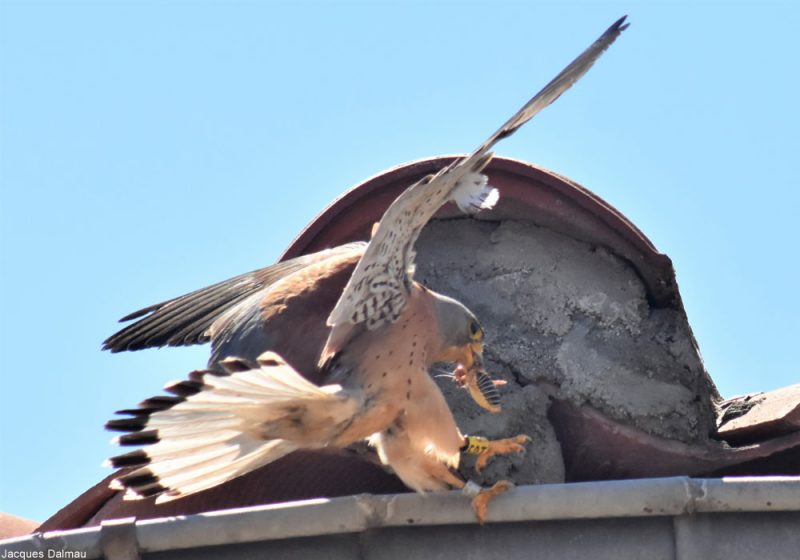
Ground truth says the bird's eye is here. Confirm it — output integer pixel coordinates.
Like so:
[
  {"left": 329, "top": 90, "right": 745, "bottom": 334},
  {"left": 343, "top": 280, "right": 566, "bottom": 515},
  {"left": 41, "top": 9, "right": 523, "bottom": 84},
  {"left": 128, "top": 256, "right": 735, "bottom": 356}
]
[{"left": 469, "top": 321, "right": 481, "bottom": 339}]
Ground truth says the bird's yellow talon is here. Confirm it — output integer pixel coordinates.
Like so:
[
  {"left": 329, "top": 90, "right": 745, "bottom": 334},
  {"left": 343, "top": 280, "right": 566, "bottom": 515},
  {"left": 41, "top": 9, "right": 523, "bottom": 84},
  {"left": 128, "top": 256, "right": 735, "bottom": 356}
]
[{"left": 474, "top": 434, "right": 531, "bottom": 473}]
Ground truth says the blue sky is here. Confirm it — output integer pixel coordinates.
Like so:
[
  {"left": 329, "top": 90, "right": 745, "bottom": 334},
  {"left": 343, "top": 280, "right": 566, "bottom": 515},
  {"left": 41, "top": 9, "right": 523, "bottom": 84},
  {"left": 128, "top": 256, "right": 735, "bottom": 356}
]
[{"left": 1, "top": 1, "right": 797, "bottom": 523}]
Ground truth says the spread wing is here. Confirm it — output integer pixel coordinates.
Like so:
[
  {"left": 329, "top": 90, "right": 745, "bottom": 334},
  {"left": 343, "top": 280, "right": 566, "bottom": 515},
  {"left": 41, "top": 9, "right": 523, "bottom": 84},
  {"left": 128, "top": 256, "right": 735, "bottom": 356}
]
[
  {"left": 103, "top": 242, "right": 367, "bottom": 353},
  {"left": 327, "top": 16, "right": 628, "bottom": 332}
]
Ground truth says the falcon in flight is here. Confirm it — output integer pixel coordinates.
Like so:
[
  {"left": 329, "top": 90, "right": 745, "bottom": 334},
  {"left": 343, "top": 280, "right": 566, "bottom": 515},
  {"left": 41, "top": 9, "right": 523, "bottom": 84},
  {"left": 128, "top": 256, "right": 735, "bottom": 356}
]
[{"left": 105, "top": 17, "right": 628, "bottom": 522}]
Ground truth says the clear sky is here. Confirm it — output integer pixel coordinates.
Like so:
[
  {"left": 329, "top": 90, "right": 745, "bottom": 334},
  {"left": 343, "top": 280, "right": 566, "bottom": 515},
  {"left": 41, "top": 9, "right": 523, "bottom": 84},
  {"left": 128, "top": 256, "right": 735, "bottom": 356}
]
[{"left": 1, "top": 1, "right": 797, "bottom": 523}]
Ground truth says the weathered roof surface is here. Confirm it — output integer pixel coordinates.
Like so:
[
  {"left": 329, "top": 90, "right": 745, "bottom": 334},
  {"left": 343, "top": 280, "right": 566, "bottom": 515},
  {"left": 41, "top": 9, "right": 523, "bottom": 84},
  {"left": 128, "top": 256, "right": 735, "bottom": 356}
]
[
  {"left": 0, "top": 513, "right": 38, "bottom": 540},
  {"left": 550, "top": 396, "right": 800, "bottom": 480},
  {"left": 6, "top": 478, "right": 800, "bottom": 560},
  {"left": 39, "top": 450, "right": 406, "bottom": 533},
  {"left": 284, "top": 156, "right": 682, "bottom": 309},
  {"left": 33, "top": 156, "right": 800, "bottom": 534},
  {"left": 718, "top": 384, "right": 800, "bottom": 444}
]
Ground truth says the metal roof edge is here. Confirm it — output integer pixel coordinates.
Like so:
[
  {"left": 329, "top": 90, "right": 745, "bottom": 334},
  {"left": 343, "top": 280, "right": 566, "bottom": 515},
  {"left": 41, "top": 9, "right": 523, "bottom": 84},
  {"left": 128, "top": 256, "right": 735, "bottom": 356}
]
[{"left": 4, "top": 476, "right": 800, "bottom": 557}]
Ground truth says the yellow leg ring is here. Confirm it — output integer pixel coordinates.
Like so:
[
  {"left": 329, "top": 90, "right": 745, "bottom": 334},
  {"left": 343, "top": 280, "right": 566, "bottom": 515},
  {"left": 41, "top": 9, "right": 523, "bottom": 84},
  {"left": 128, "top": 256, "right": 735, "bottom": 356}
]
[{"left": 463, "top": 435, "right": 490, "bottom": 455}]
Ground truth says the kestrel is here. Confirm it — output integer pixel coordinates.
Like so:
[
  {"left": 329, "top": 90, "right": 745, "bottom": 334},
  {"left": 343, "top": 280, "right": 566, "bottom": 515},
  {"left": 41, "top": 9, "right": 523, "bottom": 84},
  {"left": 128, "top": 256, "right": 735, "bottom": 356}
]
[{"left": 105, "top": 17, "right": 628, "bottom": 523}]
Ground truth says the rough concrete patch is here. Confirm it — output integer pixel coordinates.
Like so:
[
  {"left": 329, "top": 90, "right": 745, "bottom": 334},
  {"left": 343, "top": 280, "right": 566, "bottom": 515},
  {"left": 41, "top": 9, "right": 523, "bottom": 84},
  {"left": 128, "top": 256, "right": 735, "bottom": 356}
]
[
  {"left": 556, "top": 319, "right": 702, "bottom": 440},
  {"left": 415, "top": 217, "right": 718, "bottom": 479},
  {"left": 487, "top": 221, "right": 647, "bottom": 335}
]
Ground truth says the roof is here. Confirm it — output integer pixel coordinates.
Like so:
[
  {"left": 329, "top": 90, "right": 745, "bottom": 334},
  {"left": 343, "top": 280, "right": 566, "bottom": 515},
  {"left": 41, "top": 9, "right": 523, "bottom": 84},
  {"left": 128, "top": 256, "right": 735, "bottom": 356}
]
[
  {"left": 283, "top": 156, "right": 682, "bottom": 309},
  {"left": 0, "top": 513, "right": 38, "bottom": 541},
  {"left": 4, "top": 477, "right": 800, "bottom": 559},
  {"left": 718, "top": 384, "right": 800, "bottom": 444},
  {"left": 23, "top": 156, "right": 800, "bottom": 536}
]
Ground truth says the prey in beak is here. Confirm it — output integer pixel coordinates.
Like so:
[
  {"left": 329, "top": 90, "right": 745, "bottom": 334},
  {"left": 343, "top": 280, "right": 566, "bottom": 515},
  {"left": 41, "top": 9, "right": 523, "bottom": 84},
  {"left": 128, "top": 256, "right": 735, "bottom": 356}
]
[
  {"left": 451, "top": 346, "right": 504, "bottom": 414},
  {"left": 430, "top": 297, "right": 505, "bottom": 413}
]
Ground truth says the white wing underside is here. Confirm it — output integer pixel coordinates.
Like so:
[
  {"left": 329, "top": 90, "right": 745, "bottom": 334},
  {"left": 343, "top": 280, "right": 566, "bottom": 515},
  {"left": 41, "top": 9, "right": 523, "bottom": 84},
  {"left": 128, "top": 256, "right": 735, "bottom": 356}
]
[{"left": 327, "top": 16, "right": 628, "bottom": 332}]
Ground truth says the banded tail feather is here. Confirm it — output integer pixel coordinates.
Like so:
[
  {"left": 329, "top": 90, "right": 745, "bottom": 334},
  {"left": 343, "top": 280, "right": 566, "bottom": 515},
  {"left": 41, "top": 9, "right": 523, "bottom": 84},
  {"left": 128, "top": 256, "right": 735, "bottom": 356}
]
[{"left": 105, "top": 352, "right": 358, "bottom": 503}]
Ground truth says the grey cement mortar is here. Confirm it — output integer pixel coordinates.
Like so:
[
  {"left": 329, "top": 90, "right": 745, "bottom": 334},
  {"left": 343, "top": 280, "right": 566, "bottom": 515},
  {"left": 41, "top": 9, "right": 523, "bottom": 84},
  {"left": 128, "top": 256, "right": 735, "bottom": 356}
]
[{"left": 415, "top": 218, "right": 719, "bottom": 484}]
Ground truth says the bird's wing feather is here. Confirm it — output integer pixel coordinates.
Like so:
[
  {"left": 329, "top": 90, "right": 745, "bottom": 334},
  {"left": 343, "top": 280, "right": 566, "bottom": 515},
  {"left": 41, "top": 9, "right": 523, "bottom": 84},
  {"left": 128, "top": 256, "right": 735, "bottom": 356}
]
[
  {"left": 102, "top": 242, "right": 367, "bottom": 353},
  {"left": 327, "top": 16, "right": 628, "bottom": 333},
  {"left": 208, "top": 246, "right": 364, "bottom": 378},
  {"left": 470, "top": 16, "right": 629, "bottom": 157},
  {"left": 105, "top": 352, "right": 361, "bottom": 502}
]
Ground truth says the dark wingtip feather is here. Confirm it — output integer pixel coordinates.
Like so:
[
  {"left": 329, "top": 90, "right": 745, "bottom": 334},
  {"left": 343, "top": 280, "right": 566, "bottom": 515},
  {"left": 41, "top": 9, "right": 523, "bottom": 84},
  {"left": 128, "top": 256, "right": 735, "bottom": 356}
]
[
  {"left": 136, "top": 484, "right": 168, "bottom": 498},
  {"left": 106, "top": 417, "right": 148, "bottom": 433},
  {"left": 118, "top": 430, "right": 160, "bottom": 446},
  {"left": 108, "top": 450, "right": 151, "bottom": 468},
  {"left": 189, "top": 367, "right": 228, "bottom": 382},
  {"left": 108, "top": 386, "right": 192, "bottom": 438},
  {"left": 597, "top": 16, "right": 629, "bottom": 46},
  {"left": 102, "top": 247, "right": 361, "bottom": 354},
  {"left": 220, "top": 356, "right": 257, "bottom": 374},
  {"left": 114, "top": 470, "right": 169, "bottom": 498},
  {"left": 117, "top": 471, "right": 160, "bottom": 488},
  {"left": 114, "top": 408, "right": 153, "bottom": 417},
  {"left": 118, "top": 304, "right": 163, "bottom": 323},
  {"left": 163, "top": 379, "right": 203, "bottom": 397},
  {"left": 138, "top": 395, "right": 184, "bottom": 412}
]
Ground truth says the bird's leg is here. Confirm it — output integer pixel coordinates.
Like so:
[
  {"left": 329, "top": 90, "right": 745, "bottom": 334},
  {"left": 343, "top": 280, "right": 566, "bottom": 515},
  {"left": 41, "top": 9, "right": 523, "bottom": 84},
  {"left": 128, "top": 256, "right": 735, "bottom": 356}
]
[
  {"left": 408, "top": 455, "right": 510, "bottom": 524},
  {"left": 456, "top": 434, "right": 530, "bottom": 523},
  {"left": 461, "top": 479, "right": 515, "bottom": 524},
  {"left": 462, "top": 434, "right": 531, "bottom": 473},
  {"left": 393, "top": 438, "right": 514, "bottom": 525}
]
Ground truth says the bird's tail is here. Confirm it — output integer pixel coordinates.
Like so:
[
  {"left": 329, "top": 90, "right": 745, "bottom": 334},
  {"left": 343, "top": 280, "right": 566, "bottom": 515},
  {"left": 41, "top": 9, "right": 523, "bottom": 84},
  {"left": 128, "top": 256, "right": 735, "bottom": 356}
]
[{"left": 105, "top": 352, "right": 357, "bottom": 503}]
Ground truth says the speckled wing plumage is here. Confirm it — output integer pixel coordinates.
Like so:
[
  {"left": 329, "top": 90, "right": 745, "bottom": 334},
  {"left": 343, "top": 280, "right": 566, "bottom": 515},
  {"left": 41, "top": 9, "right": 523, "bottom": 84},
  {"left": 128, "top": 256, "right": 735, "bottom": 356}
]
[
  {"left": 326, "top": 167, "right": 498, "bottom": 331},
  {"left": 327, "top": 15, "right": 629, "bottom": 333}
]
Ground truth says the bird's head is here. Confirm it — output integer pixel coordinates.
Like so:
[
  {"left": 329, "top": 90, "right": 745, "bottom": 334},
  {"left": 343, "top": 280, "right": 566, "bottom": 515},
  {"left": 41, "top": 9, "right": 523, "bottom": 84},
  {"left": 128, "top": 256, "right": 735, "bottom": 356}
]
[{"left": 431, "top": 292, "right": 502, "bottom": 413}]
